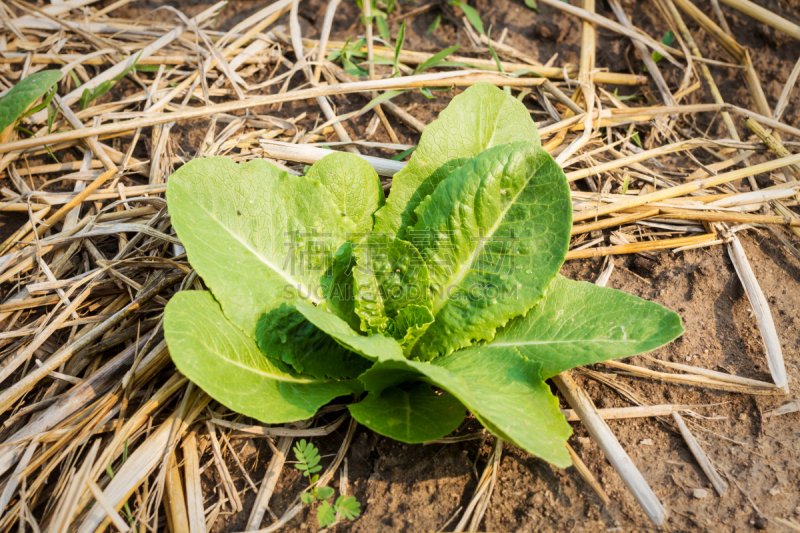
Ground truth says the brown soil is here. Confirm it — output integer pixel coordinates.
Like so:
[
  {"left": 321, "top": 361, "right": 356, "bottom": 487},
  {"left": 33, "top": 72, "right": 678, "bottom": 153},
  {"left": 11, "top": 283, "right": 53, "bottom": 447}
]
[{"left": 6, "top": 0, "right": 800, "bottom": 531}]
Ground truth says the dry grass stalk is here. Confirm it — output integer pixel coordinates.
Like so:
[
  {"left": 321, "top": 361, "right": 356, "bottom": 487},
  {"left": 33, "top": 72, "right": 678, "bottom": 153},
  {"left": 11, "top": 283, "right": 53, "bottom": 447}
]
[
  {"left": 671, "top": 411, "right": 728, "bottom": 496},
  {"left": 553, "top": 373, "right": 668, "bottom": 526},
  {"left": 76, "top": 390, "right": 211, "bottom": 533},
  {"left": 0, "top": 71, "right": 548, "bottom": 156},
  {"left": 566, "top": 233, "right": 718, "bottom": 260},
  {"left": 182, "top": 431, "right": 208, "bottom": 533},
  {"left": 608, "top": 0, "right": 676, "bottom": 106},
  {"left": 561, "top": 404, "right": 693, "bottom": 422},
  {"left": 259, "top": 140, "right": 405, "bottom": 177},
  {"left": 765, "top": 400, "right": 800, "bottom": 418},
  {"left": 453, "top": 438, "right": 503, "bottom": 532},
  {"left": 0, "top": 272, "right": 183, "bottom": 416},
  {"left": 725, "top": 233, "right": 789, "bottom": 391},
  {"left": 743, "top": 116, "right": 800, "bottom": 178},
  {"left": 315, "top": 38, "right": 647, "bottom": 85},
  {"left": 572, "top": 153, "right": 800, "bottom": 223},
  {"left": 206, "top": 420, "right": 244, "bottom": 512},
  {"left": 213, "top": 413, "right": 349, "bottom": 438},
  {"left": 566, "top": 443, "right": 611, "bottom": 505},
  {"left": 601, "top": 360, "right": 785, "bottom": 396},
  {"left": 665, "top": 0, "right": 757, "bottom": 190},
  {"left": 537, "top": 0, "right": 681, "bottom": 66},
  {"left": 87, "top": 479, "right": 132, "bottom": 533},
  {"left": 246, "top": 435, "right": 292, "bottom": 531},
  {"left": 717, "top": 0, "right": 800, "bottom": 41},
  {"left": 642, "top": 356, "right": 778, "bottom": 389}
]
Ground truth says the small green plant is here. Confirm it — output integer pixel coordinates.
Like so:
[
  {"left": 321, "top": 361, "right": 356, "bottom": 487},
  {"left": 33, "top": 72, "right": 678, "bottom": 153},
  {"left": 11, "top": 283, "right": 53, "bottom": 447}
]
[
  {"left": 427, "top": 13, "right": 442, "bottom": 34},
  {"left": 450, "top": 1, "right": 484, "bottom": 35},
  {"left": 0, "top": 70, "right": 62, "bottom": 135},
  {"left": 294, "top": 440, "right": 361, "bottom": 527},
  {"left": 327, "top": 37, "right": 369, "bottom": 77},
  {"left": 79, "top": 53, "right": 140, "bottom": 110},
  {"left": 355, "top": 0, "right": 397, "bottom": 42},
  {"left": 650, "top": 31, "right": 675, "bottom": 65},
  {"left": 164, "top": 83, "right": 683, "bottom": 469}
]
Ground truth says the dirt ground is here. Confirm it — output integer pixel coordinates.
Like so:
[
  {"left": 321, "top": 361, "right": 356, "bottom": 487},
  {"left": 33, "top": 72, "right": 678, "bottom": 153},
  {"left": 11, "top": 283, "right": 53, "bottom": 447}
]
[{"left": 3, "top": 0, "right": 800, "bottom": 531}]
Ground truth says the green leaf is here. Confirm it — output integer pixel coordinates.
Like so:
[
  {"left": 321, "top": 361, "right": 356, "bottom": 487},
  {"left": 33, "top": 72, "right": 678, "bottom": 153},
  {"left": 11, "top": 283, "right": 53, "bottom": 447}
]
[
  {"left": 453, "top": 2, "right": 485, "bottom": 35},
  {"left": 301, "top": 492, "right": 314, "bottom": 504},
  {"left": 392, "top": 146, "right": 416, "bottom": 161},
  {"left": 419, "top": 87, "right": 436, "bottom": 99},
  {"left": 133, "top": 64, "right": 174, "bottom": 73},
  {"left": 357, "top": 89, "right": 407, "bottom": 117},
  {"left": 79, "top": 54, "right": 141, "bottom": 110},
  {"left": 68, "top": 70, "right": 82, "bottom": 88},
  {"left": 375, "top": 15, "right": 390, "bottom": 42},
  {"left": 483, "top": 275, "right": 684, "bottom": 379},
  {"left": 0, "top": 70, "right": 62, "bottom": 132},
  {"left": 360, "top": 56, "right": 396, "bottom": 66},
  {"left": 621, "top": 174, "right": 630, "bottom": 194},
  {"left": 394, "top": 21, "right": 406, "bottom": 72},
  {"left": 392, "top": 304, "right": 434, "bottom": 353},
  {"left": 427, "top": 14, "right": 441, "bottom": 35},
  {"left": 255, "top": 304, "right": 372, "bottom": 380},
  {"left": 413, "top": 45, "right": 460, "bottom": 75},
  {"left": 407, "top": 142, "right": 572, "bottom": 361},
  {"left": 335, "top": 495, "right": 361, "bottom": 521},
  {"left": 298, "top": 299, "right": 571, "bottom": 466},
  {"left": 167, "top": 157, "right": 356, "bottom": 336},
  {"left": 342, "top": 56, "right": 369, "bottom": 77},
  {"left": 315, "top": 486, "right": 335, "bottom": 500},
  {"left": 352, "top": 234, "right": 430, "bottom": 322},
  {"left": 295, "top": 300, "right": 406, "bottom": 362},
  {"left": 317, "top": 501, "right": 336, "bottom": 527},
  {"left": 304, "top": 151, "right": 384, "bottom": 234},
  {"left": 79, "top": 88, "right": 93, "bottom": 111},
  {"left": 355, "top": 345, "right": 572, "bottom": 467},
  {"left": 22, "top": 81, "right": 58, "bottom": 119},
  {"left": 164, "top": 292, "right": 360, "bottom": 424},
  {"left": 294, "top": 439, "right": 322, "bottom": 476},
  {"left": 350, "top": 383, "right": 465, "bottom": 442},
  {"left": 486, "top": 27, "right": 504, "bottom": 74},
  {"left": 631, "top": 131, "right": 642, "bottom": 148},
  {"left": 373, "top": 82, "right": 540, "bottom": 238},
  {"left": 651, "top": 31, "right": 675, "bottom": 63},
  {"left": 321, "top": 242, "right": 361, "bottom": 331},
  {"left": 525, "top": 0, "right": 539, "bottom": 12}
]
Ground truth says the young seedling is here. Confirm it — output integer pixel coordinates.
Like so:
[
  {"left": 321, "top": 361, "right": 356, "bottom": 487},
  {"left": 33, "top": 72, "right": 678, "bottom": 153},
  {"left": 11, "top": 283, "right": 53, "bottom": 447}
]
[
  {"left": 79, "top": 53, "right": 141, "bottom": 110},
  {"left": 294, "top": 440, "right": 361, "bottom": 527},
  {"left": 450, "top": 1, "right": 485, "bottom": 35},
  {"left": 0, "top": 70, "right": 62, "bottom": 142},
  {"left": 164, "top": 82, "right": 684, "bottom": 469},
  {"left": 327, "top": 37, "right": 369, "bottom": 78}
]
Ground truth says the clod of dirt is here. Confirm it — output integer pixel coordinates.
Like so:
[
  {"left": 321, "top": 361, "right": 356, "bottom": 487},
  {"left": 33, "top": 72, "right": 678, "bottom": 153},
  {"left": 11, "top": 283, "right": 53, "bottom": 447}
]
[
  {"left": 693, "top": 488, "right": 709, "bottom": 499},
  {"left": 754, "top": 516, "right": 769, "bottom": 530}
]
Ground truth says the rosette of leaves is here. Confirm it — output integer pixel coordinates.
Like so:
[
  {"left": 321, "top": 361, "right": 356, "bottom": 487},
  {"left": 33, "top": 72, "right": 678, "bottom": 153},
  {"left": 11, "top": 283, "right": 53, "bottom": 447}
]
[{"left": 164, "top": 83, "right": 683, "bottom": 467}]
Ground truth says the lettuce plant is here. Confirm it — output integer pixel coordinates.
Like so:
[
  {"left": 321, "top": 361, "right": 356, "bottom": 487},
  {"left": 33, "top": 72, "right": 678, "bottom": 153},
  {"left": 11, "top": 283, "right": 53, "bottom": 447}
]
[{"left": 164, "top": 83, "right": 683, "bottom": 467}]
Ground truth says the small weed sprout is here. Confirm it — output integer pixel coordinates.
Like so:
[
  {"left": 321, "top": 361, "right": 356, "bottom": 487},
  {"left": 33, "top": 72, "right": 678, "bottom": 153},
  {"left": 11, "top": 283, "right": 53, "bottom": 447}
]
[{"left": 293, "top": 440, "right": 361, "bottom": 528}]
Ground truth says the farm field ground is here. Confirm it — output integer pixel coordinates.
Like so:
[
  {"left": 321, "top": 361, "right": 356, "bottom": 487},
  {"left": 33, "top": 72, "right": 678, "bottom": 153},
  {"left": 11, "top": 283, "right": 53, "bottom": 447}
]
[{"left": 0, "top": 0, "right": 799, "bottom": 531}]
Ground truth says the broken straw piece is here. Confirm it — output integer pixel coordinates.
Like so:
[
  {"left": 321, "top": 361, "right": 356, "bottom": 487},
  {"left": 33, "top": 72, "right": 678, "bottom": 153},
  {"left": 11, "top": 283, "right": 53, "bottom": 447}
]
[{"left": 726, "top": 234, "right": 788, "bottom": 391}]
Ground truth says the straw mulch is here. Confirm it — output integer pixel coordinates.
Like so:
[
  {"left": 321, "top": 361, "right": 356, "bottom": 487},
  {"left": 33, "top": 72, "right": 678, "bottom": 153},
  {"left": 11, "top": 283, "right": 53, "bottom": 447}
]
[{"left": 0, "top": 0, "right": 798, "bottom": 531}]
